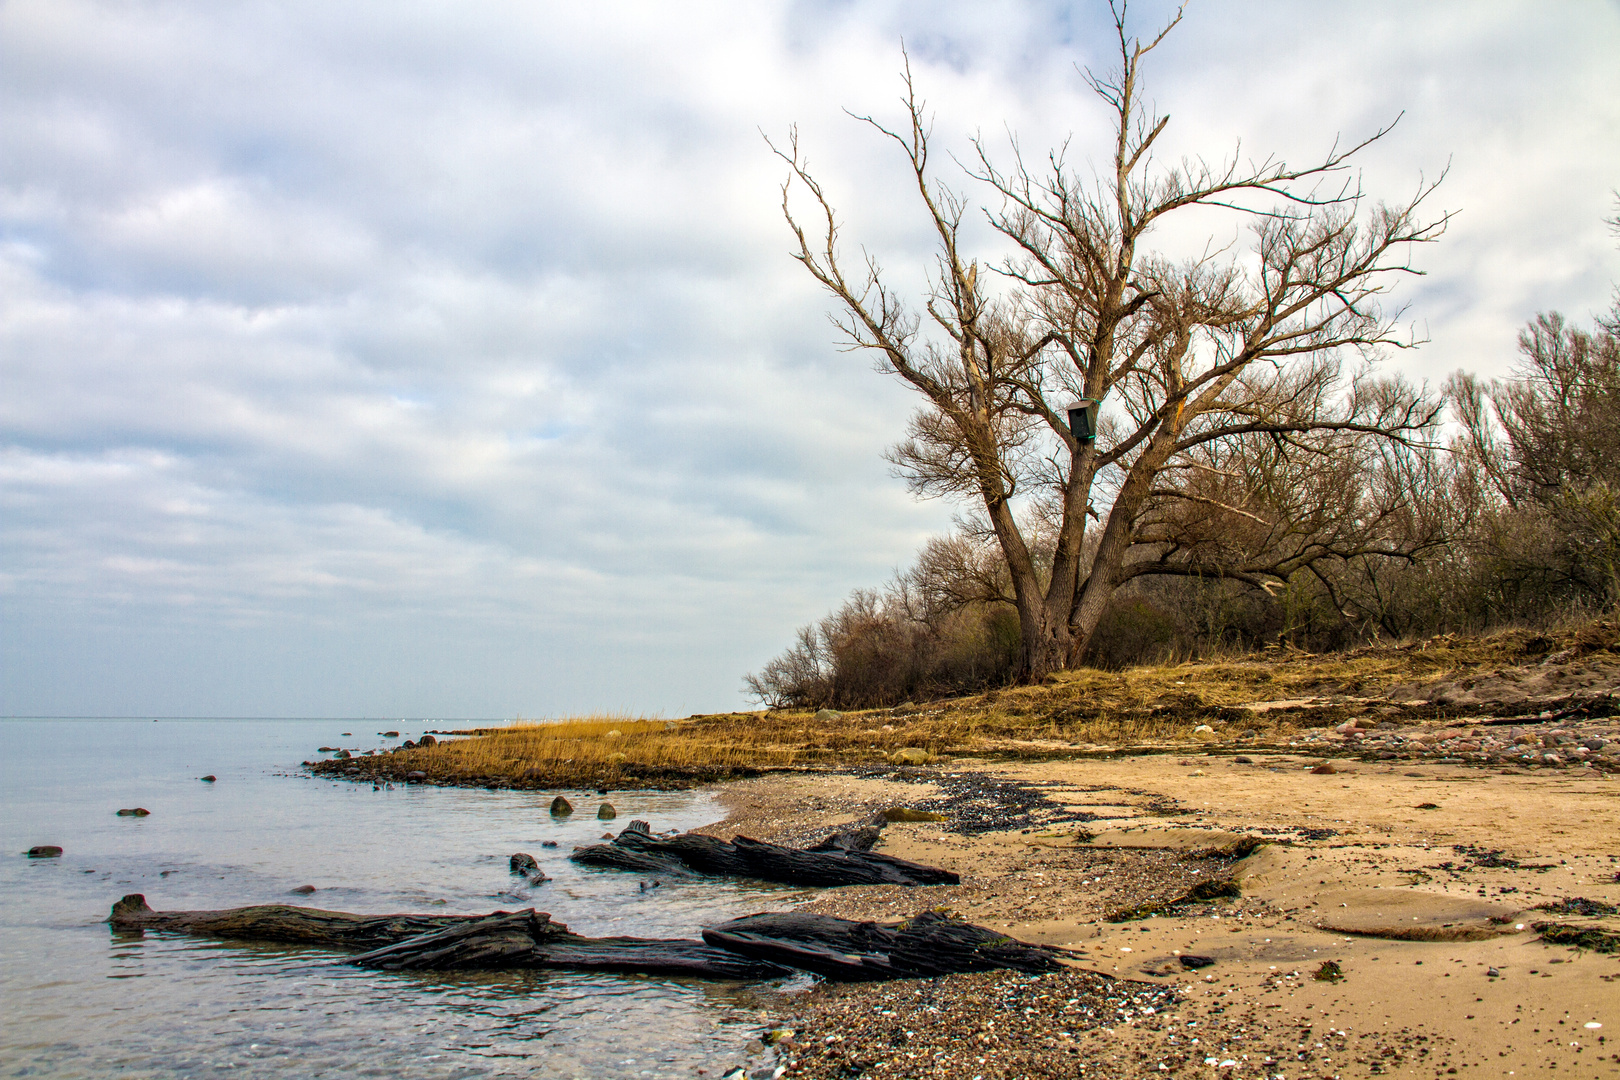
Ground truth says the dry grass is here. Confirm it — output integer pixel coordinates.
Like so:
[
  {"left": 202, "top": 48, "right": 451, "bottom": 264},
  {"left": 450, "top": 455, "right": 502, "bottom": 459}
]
[
  {"left": 412, "top": 716, "right": 800, "bottom": 785},
  {"left": 307, "top": 619, "right": 1620, "bottom": 790}
]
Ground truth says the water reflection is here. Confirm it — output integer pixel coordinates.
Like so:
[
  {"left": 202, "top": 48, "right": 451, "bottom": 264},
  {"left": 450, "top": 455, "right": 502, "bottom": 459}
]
[{"left": 0, "top": 720, "right": 805, "bottom": 1079}]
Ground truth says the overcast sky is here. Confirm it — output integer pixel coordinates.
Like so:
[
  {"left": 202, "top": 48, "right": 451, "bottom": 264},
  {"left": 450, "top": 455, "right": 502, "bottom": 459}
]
[{"left": 3, "top": 1, "right": 1617, "bottom": 719}]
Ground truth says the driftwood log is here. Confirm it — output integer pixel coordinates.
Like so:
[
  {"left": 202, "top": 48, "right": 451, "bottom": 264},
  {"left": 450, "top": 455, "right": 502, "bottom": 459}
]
[
  {"left": 703, "top": 911, "right": 1062, "bottom": 981},
  {"left": 108, "top": 895, "right": 1061, "bottom": 982},
  {"left": 108, "top": 894, "right": 788, "bottom": 980},
  {"left": 570, "top": 821, "right": 959, "bottom": 887}
]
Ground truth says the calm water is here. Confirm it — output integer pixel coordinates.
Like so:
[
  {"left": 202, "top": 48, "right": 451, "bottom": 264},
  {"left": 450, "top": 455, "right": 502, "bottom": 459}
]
[{"left": 0, "top": 720, "right": 808, "bottom": 1079}]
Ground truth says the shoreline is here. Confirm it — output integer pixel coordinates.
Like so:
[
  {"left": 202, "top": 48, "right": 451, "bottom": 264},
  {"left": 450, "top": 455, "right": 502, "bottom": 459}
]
[{"left": 693, "top": 757, "right": 1619, "bottom": 1078}]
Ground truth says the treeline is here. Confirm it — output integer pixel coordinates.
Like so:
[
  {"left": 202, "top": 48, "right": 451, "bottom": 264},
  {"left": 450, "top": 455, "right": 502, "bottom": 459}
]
[{"left": 747, "top": 302, "right": 1620, "bottom": 710}]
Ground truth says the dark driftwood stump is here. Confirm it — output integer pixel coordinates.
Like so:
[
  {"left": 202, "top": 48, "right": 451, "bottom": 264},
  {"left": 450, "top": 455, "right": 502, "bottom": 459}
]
[
  {"left": 571, "top": 821, "right": 959, "bottom": 887},
  {"left": 702, "top": 910, "right": 1062, "bottom": 981},
  {"left": 108, "top": 895, "right": 788, "bottom": 980},
  {"left": 108, "top": 895, "right": 1059, "bottom": 982},
  {"left": 108, "top": 893, "right": 483, "bottom": 950}
]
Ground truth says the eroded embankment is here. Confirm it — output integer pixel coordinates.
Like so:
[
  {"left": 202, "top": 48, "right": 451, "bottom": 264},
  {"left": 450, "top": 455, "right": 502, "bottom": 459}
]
[{"left": 303, "top": 621, "right": 1620, "bottom": 794}]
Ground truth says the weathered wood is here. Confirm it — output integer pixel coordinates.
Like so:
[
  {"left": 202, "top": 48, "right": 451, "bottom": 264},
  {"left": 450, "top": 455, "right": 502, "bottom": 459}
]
[
  {"left": 108, "top": 894, "right": 791, "bottom": 980},
  {"left": 350, "top": 910, "right": 549, "bottom": 969},
  {"left": 572, "top": 825, "right": 959, "bottom": 887},
  {"left": 533, "top": 936, "right": 791, "bottom": 979},
  {"left": 109, "top": 893, "right": 500, "bottom": 950},
  {"left": 807, "top": 825, "right": 883, "bottom": 853},
  {"left": 701, "top": 911, "right": 1063, "bottom": 981}
]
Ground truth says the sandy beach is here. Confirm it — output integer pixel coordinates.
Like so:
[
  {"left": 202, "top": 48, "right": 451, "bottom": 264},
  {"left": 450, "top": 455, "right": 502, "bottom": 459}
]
[{"left": 699, "top": 753, "right": 1619, "bottom": 1079}]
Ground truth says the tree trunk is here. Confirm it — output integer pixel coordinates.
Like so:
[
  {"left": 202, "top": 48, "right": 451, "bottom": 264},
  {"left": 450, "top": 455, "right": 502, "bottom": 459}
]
[
  {"left": 108, "top": 894, "right": 791, "bottom": 980},
  {"left": 1066, "top": 428, "right": 1184, "bottom": 662},
  {"left": 702, "top": 911, "right": 1063, "bottom": 981},
  {"left": 108, "top": 895, "right": 1068, "bottom": 983},
  {"left": 570, "top": 821, "right": 960, "bottom": 887}
]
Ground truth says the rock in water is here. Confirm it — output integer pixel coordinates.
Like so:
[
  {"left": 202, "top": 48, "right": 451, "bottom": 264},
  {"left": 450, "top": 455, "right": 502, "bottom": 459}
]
[
  {"left": 116, "top": 808, "right": 151, "bottom": 817},
  {"left": 510, "top": 853, "right": 540, "bottom": 874},
  {"left": 290, "top": 885, "right": 317, "bottom": 895},
  {"left": 597, "top": 803, "right": 617, "bottom": 820},
  {"left": 199, "top": 775, "right": 216, "bottom": 782},
  {"left": 550, "top": 796, "right": 574, "bottom": 817},
  {"left": 26, "top": 845, "right": 63, "bottom": 858}
]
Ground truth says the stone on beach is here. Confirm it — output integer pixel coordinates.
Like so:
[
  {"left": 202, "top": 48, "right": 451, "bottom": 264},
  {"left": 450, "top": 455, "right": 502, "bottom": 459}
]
[
  {"left": 889, "top": 747, "right": 931, "bottom": 765},
  {"left": 880, "top": 807, "right": 946, "bottom": 822}
]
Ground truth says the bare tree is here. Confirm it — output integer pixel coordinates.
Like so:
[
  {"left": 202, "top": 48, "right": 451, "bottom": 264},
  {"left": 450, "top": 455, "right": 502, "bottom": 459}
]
[
  {"left": 774, "top": 4, "right": 1449, "bottom": 679},
  {"left": 1449, "top": 297, "right": 1620, "bottom": 604}
]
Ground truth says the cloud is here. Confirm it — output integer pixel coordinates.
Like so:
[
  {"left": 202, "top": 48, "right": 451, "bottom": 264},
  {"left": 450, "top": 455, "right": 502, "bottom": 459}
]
[{"left": 2, "top": 0, "right": 1617, "bottom": 716}]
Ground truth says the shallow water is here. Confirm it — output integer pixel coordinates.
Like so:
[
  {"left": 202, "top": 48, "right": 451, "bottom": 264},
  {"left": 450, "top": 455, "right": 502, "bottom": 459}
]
[{"left": 0, "top": 720, "right": 807, "bottom": 1079}]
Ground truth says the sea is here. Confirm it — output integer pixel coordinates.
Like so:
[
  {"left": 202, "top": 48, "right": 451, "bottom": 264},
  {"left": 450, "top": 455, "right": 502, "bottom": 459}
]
[{"left": 0, "top": 719, "right": 809, "bottom": 1079}]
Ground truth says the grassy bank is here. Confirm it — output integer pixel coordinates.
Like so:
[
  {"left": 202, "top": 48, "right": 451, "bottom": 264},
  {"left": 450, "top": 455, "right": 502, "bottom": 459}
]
[{"left": 305, "top": 620, "right": 1620, "bottom": 789}]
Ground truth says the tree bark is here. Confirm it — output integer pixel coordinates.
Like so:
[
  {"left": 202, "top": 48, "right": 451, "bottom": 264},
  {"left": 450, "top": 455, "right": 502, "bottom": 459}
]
[
  {"left": 702, "top": 911, "right": 1062, "bottom": 981},
  {"left": 109, "top": 895, "right": 1065, "bottom": 983},
  {"left": 570, "top": 822, "right": 960, "bottom": 887},
  {"left": 108, "top": 894, "right": 791, "bottom": 980}
]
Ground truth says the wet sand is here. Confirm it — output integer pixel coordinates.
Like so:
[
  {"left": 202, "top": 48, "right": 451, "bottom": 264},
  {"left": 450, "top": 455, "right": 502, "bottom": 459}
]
[{"left": 702, "top": 756, "right": 1619, "bottom": 1079}]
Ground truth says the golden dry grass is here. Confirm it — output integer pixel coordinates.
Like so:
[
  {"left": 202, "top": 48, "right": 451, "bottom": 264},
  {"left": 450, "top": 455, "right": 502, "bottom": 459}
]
[
  {"left": 415, "top": 716, "right": 800, "bottom": 781},
  {"left": 308, "top": 619, "right": 1619, "bottom": 789}
]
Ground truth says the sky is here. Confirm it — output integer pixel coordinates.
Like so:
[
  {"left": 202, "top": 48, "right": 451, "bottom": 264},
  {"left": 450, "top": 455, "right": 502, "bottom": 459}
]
[{"left": 3, "top": 1, "right": 1618, "bottom": 719}]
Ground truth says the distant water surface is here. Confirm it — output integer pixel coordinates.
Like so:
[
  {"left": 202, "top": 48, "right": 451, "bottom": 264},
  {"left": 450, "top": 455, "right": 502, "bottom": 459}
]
[{"left": 0, "top": 719, "right": 805, "bottom": 1079}]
